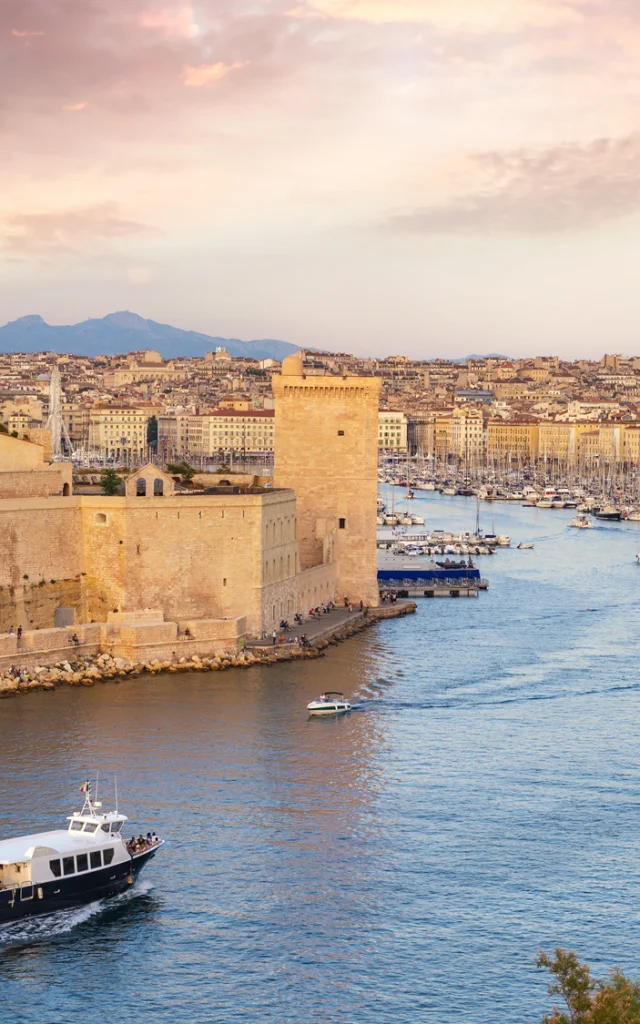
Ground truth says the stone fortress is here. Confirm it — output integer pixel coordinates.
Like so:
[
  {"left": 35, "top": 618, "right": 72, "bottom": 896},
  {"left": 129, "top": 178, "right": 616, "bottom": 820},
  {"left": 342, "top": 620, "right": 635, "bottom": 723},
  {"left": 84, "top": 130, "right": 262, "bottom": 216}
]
[{"left": 0, "top": 355, "right": 382, "bottom": 668}]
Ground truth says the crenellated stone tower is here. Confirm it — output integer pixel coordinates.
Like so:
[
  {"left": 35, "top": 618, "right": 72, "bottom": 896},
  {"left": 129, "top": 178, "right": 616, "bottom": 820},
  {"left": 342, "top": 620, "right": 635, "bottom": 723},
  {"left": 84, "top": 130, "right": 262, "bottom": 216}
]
[{"left": 272, "top": 353, "right": 381, "bottom": 607}]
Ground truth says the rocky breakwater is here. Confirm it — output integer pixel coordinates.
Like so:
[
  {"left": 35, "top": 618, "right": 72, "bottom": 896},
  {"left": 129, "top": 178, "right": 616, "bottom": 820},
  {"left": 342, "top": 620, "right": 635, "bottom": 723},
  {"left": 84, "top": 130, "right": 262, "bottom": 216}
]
[
  {"left": 0, "top": 647, "right": 323, "bottom": 698},
  {"left": 0, "top": 603, "right": 416, "bottom": 700}
]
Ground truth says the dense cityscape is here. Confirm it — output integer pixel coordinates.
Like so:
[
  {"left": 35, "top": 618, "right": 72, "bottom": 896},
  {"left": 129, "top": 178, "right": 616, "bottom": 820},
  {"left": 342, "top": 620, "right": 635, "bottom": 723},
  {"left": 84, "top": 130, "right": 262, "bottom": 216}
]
[{"left": 4, "top": 346, "right": 640, "bottom": 473}]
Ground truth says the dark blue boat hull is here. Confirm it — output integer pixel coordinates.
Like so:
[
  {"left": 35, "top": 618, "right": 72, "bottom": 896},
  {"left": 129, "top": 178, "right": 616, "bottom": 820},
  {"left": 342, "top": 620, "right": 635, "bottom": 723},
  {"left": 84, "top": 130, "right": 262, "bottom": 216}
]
[{"left": 0, "top": 847, "right": 158, "bottom": 924}]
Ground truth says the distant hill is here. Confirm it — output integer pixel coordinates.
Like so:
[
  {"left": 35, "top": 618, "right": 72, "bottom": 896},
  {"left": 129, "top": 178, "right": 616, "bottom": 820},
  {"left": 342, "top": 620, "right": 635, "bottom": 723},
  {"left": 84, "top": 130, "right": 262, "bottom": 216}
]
[{"left": 0, "top": 312, "right": 300, "bottom": 361}]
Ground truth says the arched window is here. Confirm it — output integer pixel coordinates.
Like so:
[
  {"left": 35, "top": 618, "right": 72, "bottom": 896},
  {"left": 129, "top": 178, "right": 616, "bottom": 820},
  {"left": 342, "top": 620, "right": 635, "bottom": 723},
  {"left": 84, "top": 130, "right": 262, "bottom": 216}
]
[
  {"left": 153, "top": 478, "right": 164, "bottom": 496},
  {"left": 62, "top": 483, "right": 70, "bottom": 496},
  {"left": 287, "top": 554, "right": 291, "bottom": 576},
  {"left": 136, "top": 479, "right": 147, "bottom": 497}
]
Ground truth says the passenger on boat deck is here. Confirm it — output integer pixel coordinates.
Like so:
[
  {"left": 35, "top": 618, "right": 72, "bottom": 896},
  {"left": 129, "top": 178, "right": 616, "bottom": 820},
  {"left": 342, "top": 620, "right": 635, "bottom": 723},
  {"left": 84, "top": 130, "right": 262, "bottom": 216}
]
[{"left": 184, "top": 627, "right": 192, "bottom": 639}]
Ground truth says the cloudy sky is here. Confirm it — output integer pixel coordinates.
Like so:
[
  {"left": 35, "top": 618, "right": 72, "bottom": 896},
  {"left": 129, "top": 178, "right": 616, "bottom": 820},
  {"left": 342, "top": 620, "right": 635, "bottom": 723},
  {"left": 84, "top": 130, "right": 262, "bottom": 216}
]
[{"left": 2, "top": 0, "right": 640, "bottom": 357}]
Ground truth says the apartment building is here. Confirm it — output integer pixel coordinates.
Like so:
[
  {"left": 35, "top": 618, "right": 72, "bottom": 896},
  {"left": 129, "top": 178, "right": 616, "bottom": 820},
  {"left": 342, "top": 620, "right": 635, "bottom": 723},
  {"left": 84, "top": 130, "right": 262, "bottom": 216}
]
[
  {"left": 88, "top": 406, "right": 152, "bottom": 462},
  {"left": 486, "top": 420, "right": 539, "bottom": 460},
  {"left": 378, "top": 411, "right": 408, "bottom": 452},
  {"left": 159, "top": 409, "right": 275, "bottom": 458}
]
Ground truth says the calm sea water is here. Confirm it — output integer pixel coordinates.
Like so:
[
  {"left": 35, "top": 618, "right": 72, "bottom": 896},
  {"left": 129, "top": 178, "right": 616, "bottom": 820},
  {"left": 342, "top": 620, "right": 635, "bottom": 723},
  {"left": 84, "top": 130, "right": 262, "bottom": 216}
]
[{"left": 2, "top": 492, "right": 640, "bottom": 1024}]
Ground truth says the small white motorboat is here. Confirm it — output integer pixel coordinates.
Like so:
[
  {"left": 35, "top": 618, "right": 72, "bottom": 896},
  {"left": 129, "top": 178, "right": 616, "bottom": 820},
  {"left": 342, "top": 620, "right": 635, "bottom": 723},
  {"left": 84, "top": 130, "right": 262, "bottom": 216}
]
[
  {"left": 517, "top": 542, "right": 534, "bottom": 549},
  {"left": 307, "top": 692, "right": 352, "bottom": 715},
  {"left": 635, "top": 553, "right": 640, "bottom": 564},
  {"left": 570, "top": 514, "right": 593, "bottom": 529}
]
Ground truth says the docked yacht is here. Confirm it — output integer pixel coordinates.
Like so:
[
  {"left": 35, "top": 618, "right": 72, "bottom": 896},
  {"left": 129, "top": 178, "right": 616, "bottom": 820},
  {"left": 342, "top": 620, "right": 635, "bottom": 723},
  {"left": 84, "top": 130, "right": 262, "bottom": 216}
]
[
  {"left": 594, "top": 506, "right": 622, "bottom": 521},
  {"left": 307, "top": 693, "right": 352, "bottom": 715},
  {"left": 0, "top": 786, "right": 162, "bottom": 924}
]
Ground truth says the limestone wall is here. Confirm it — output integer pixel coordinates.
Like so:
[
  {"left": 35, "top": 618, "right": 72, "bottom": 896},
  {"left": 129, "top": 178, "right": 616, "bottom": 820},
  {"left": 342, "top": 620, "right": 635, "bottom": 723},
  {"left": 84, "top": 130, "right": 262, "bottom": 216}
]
[
  {"left": 0, "top": 578, "right": 95, "bottom": 634},
  {"left": 0, "top": 498, "right": 83, "bottom": 592},
  {"left": 0, "top": 466, "right": 71, "bottom": 499},
  {"left": 80, "top": 490, "right": 299, "bottom": 635},
  {"left": 0, "top": 434, "right": 44, "bottom": 470},
  {"left": 273, "top": 373, "right": 381, "bottom": 606}
]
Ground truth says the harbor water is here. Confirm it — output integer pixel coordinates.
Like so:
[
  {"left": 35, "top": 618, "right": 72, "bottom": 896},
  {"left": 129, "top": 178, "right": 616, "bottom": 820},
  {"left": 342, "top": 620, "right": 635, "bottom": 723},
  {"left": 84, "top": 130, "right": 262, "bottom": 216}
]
[{"left": 2, "top": 492, "right": 640, "bottom": 1023}]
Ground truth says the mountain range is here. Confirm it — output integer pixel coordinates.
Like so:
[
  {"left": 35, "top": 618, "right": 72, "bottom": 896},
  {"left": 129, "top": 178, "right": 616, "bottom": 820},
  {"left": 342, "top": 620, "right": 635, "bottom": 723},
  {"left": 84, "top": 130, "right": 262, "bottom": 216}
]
[{"left": 0, "top": 312, "right": 300, "bottom": 362}]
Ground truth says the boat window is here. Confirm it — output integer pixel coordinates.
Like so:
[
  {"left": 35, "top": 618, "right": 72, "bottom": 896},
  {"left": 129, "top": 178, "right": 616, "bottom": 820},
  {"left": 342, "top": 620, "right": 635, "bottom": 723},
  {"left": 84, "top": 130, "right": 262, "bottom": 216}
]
[
  {"left": 70, "top": 821, "right": 83, "bottom": 831},
  {"left": 50, "top": 859, "right": 61, "bottom": 877},
  {"left": 101, "top": 824, "right": 110, "bottom": 833},
  {"left": 90, "top": 851, "right": 102, "bottom": 869},
  {"left": 83, "top": 823, "right": 97, "bottom": 833},
  {"left": 62, "top": 856, "right": 75, "bottom": 876},
  {"left": 103, "top": 848, "right": 115, "bottom": 866},
  {"left": 76, "top": 854, "right": 89, "bottom": 873},
  {"left": 111, "top": 822, "right": 122, "bottom": 833}
]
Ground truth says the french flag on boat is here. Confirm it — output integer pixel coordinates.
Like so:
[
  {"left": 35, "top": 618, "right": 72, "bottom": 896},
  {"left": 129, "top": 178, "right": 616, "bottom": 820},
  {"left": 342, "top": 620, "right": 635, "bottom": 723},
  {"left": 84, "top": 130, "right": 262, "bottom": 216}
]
[{"left": 79, "top": 782, "right": 90, "bottom": 793}]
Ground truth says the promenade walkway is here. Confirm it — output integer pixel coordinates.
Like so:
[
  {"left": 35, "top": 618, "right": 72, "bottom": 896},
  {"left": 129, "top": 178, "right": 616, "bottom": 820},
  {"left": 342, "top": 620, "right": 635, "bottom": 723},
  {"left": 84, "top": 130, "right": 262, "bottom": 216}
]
[{"left": 247, "top": 606, "right": 371, "bottom": 647}]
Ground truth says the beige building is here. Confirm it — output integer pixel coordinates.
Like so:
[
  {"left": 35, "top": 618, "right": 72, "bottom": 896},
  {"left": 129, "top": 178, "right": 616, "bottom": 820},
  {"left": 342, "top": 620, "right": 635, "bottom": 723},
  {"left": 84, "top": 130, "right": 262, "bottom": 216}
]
[
  {"left": 449, "top": 409, "right": 483, "bottom": 458},
  {"left": 158, "top": 410, "right": 275, "bottom": 458},
  {"left": 486, "top": 420, "right": 540, "bottom": 460},
  {"left": 378, "top": 411, "right": 408, "bottom": 452},
  {"left": 63, "top": 403, "right": 91, "bottom": 446},
  {"left": 89, "top": 406, "right": 152, "bottom": 463}
]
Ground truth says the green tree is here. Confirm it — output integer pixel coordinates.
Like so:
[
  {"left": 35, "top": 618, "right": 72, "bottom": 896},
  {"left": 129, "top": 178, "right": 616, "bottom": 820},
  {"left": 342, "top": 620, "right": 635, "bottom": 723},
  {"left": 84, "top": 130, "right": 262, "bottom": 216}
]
[
  {"left": 0, "top": 423, "right": 8, "bottom": 434},
  {"left": 147, "top": 415, "right": 158, "bottom": 447},
  {"left": 167, "top": 461, "right": 195, "bottom": 484},
  {"left": 537, "top": 949, "right": 640, "bottom": 1024},
  {"left": 100, "top": 468, "right": 122, "bottom": 495}
]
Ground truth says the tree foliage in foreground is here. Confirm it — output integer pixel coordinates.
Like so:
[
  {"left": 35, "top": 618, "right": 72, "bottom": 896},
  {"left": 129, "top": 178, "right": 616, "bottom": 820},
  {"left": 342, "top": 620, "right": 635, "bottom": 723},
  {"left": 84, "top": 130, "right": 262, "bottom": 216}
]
[
  {"left": 537, "top": 948, "right": 640, "bottom": 1024},
  {"left": 167, "top": 461, "right": 195, "bottom": 483},
  {"left": 100, "top": 468, "right": 122, "bottom": 495}
]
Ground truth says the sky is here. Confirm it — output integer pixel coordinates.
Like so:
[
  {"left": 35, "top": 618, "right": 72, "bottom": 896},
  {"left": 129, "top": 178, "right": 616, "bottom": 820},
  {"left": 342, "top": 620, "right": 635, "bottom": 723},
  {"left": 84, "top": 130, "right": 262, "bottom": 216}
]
[{"left": 2, "top": 0, "right": 640, "bottom": 358}]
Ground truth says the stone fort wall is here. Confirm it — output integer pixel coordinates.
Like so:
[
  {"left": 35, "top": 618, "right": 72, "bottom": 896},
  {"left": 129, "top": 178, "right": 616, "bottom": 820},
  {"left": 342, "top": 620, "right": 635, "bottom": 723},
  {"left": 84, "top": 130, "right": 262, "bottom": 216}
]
[{"left": 0, "top": 489, "right": 337, "bottom": 637}]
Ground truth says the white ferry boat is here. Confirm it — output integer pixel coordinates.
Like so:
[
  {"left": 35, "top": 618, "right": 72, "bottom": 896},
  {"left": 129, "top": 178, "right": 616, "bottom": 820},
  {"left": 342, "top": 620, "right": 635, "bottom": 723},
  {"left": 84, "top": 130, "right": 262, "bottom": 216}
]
[{"left": 0, "top": 785, "right": 163, "bottom": 924}]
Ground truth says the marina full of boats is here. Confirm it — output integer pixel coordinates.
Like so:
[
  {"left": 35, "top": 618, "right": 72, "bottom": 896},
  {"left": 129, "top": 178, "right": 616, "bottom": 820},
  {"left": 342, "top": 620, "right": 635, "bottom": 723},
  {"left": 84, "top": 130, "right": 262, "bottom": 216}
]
[{"left": 379, "top": 479, "right": 635, "bottom": 520}]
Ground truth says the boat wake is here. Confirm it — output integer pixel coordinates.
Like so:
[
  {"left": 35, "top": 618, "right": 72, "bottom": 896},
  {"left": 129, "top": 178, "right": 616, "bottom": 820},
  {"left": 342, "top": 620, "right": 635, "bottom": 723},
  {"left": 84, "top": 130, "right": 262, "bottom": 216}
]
[{"left": 0, "top": 879, "right": 154, "bottom": 947}]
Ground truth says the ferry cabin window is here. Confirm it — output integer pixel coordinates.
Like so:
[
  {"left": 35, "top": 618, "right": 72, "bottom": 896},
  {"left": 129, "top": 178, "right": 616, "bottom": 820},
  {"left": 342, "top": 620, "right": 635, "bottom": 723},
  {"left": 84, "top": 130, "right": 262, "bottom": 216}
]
[
  {"left": 62, "top": 856, "right": 75, "bottom": 876},
  {"left": 83, "top": 823, "right": 97, "bottom": 833},
  {"left": 110, "top": 822, "right": 122, "bottom": 833},
  {"left": 76, "top": 854, "right": 89, "bottom": 873},
  {"left": 90, "top": 851, "right": 102, "bottom": 869},
  {"left": 70, "top": 821, "right": 83, "bottom": 831},
  {"left": 50, "top": 859, "right": 61, "bottom": 877},
  {"left": 103, "top": 848, "right": 115, "bottom": 866},
  {"left": 101, "top": 824, "right": 110, "bottom": 832}
]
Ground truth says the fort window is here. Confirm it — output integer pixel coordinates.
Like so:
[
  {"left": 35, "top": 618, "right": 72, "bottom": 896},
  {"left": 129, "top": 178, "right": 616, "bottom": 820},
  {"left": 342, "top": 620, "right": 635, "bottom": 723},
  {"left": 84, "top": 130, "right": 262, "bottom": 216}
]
[
  {"left": 339, "top": 518, "right": 346, "bottom": 529},
  {"left": 338, "top": 430, "right": 344, "bottom": 436},
  {"left": 136, "top": 479, "right": 147, "bottom": 497},
  {"left": 153, "top": 479, "right": 164, "bottom": 496},
  {"left": 94, "top": 512, "right": 109, "bottom": 525},
  {"left": 62, "top": 483, "right": 70, "bottom": 496},
  {"left": 223, "top": 578, "right": 227, "bottom": 586}
]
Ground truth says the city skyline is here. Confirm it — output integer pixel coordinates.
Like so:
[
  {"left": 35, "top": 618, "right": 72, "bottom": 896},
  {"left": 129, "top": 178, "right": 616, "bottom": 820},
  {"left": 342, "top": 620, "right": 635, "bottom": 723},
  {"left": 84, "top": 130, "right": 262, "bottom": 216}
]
[{"left": 3, "top": 1, "right": 640, "bottom": 357}]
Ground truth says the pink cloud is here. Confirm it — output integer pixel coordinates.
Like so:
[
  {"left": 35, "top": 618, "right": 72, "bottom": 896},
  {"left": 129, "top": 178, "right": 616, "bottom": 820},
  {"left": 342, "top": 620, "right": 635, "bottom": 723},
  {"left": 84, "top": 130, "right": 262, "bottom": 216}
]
[
  {"left": 303, "top": 0, "right": 583, "bottom": 32},
  {"left": 139, "top": 5, "right": 199, "bottom": 38},
  {"left": 62, "top": 101, "right": 88, "bottom": 111},
  {"left": 0, "top": 202, "right": 158, "bottom": 256},
  {"left": 11, "top": 28, "right": 44, "bottom": 37},
  {"left": 182, "top": 61, "right": 250, "bottom": 87}
]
